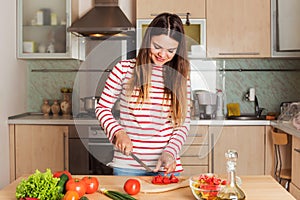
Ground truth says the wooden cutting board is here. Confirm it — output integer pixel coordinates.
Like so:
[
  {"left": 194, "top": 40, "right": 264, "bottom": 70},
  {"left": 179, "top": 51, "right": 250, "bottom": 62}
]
[{"left": 138, "top": 176, "right": 190, "bottom": 193}]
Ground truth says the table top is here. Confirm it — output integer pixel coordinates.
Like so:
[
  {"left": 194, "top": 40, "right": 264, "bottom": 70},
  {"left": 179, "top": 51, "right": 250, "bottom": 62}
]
[{"left": 0, "top": 175, "right": 296, "bottom": 200}]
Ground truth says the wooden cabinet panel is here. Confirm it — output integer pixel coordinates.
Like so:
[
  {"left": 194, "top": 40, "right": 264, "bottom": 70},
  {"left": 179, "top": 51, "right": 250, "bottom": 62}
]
[
  {"left": 207, "top": 0, "right": 271, "bottom": 58},
  {"left": 210, "top": 126, "right": 265, "bottom": 175},
  {"left": 10, "top": 125, "right": 68, "bottom": 181},
  {"left": 181, "top": 166, "right": 208, "bottom": 176},
  {"left": 292, "top": 136, "right": 300, "bottom": 188},
  {"left": 290, "top": 183, "right": 300, "bottom": 200},
  {"left": 136, "top": 0, "right": 206, "bottom": 19},
  {"left": 180, "top": 125, "right": 209, "bottom": 176}
]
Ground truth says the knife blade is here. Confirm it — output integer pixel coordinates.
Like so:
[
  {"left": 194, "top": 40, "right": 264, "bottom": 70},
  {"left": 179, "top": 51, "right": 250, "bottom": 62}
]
[{"left": 130, "top": 152, "right": 153, "bottom": 172}]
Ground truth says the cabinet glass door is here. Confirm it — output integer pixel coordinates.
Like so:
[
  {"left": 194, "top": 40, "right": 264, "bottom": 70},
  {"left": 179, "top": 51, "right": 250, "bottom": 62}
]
[{"left": 17, "top": 0, "right": 77, "bottom": 59}]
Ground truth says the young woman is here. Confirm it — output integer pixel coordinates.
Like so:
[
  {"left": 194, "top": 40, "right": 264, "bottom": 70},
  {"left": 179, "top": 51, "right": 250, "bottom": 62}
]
[{"left": 95, "top": 12, "right": 191, "bottom": 176}]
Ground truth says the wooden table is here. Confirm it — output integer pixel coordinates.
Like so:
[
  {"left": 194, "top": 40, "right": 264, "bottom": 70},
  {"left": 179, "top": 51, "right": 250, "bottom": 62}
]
[{"left": 0, "top": 175, "right": 296, "bottom": 200}]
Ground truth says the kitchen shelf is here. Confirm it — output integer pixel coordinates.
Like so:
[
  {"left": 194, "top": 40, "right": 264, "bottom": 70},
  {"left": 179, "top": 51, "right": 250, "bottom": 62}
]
[{"left": 17, "top": 0, "right": 81, "bottom": 59}]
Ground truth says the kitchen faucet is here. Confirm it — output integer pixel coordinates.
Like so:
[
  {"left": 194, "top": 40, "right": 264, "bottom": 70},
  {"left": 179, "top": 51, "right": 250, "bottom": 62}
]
[
  {"left": 245, "top": 88, "right": 264, "bottom": 118},
  {"left": 254, "top": 95, "right": 265, "bottom": 118}
]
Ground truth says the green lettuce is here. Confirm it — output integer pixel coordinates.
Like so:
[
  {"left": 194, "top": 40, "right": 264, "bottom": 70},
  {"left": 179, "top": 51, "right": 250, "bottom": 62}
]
[{"left": 16, "top": 169, "right": 64, "bottom": 200}]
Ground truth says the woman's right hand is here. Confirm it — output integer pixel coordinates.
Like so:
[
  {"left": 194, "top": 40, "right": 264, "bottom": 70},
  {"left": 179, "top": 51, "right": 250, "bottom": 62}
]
[{"left": 114, "top": 130, "right": 133, "bottom": 156}]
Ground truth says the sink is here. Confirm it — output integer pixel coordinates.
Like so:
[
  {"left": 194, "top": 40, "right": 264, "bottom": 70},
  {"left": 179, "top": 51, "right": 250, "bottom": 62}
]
[{"left": 226, "top": 115, "right": 266, "bottom": 120}]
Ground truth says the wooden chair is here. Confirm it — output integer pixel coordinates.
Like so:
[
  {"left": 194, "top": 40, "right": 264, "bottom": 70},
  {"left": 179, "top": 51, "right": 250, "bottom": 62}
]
[{"left": 271, "top": 128, "right": 291, "bottom": 190}]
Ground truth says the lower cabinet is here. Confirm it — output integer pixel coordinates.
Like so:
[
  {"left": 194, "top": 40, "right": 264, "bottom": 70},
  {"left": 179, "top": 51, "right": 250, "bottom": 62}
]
[
  {"left": 180, "top": 125, "right": 209, "bottom": 176},
  {"left": 291, "top": 136, "right": 300, "bottom": 198},
  {"left": 210, "top": 126, "right": 265, "bottom": 175},
  {"left": 9, "top": 124, "right": 68, "bottom": 181}
]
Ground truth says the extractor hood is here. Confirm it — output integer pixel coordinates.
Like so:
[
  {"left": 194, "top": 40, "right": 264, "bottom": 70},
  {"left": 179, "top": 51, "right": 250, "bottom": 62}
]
[{"left": 68, "top": 0, "right": 135, "bottom": 38}]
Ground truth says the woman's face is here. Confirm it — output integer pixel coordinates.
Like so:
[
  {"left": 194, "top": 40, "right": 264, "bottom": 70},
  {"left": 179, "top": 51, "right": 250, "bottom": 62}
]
[{"left": 150, "top": 34, "right": 179, "bottom": 66}]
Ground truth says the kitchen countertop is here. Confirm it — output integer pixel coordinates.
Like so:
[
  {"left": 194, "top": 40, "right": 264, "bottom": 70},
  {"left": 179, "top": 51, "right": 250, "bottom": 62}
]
[
  {"left": 271, "top": 120, "right": 300, "bottom": 138},
  {"left": 7, "top": 112, "right": 271, "bottom": 126},
  {"left": 0, "top": 175, "right": 296, "bottom": 200}
]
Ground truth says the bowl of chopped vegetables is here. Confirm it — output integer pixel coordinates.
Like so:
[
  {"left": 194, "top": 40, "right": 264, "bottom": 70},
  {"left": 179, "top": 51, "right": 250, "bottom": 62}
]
[{"left": 189, "top": 173, "right": 226, "bottom": 200}]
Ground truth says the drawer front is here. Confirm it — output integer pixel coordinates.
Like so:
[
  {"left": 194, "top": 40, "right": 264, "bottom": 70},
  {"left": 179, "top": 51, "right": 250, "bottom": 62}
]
[
  {"left": 292, "top": 136, "right": 300, "bottom": 187},
  {"left": 181, "top": 165, "right": 208, "bottom": 176},
  {"left": 185, "top": 135, "right": 208, "bottom": 145},
  {"left": 186, "top": 126, "right": 208, "bottom": 145},
  {"left": 180, "top": 156, "right": 208, "bottom": 165},
  {"left": 180, "top": 145, "right": 209, "bottom": 158},
  {"left": 290, "top": 182, "right": 300, "bottom": 200}
]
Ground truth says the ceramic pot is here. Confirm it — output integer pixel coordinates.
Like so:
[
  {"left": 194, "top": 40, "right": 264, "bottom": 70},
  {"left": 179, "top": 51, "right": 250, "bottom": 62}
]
[{"left": 41, "top": 99, "right": 51, "bottom": 116}]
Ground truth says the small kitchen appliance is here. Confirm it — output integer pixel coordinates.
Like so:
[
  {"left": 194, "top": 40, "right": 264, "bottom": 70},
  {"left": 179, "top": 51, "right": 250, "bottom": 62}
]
[{"left": 195, "top": 90, "right": 218, "bottom": 119}]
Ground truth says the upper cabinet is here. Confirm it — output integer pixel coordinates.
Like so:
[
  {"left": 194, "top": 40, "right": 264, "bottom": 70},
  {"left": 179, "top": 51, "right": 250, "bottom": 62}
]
[
  {"left": 206, "top": 0, "right": 271, "bottom": 58},
  {"left": 17, "top": 0, "right": 80, "bottom": 59},
  {"left": 136, "top": 0, "right": 206, "bottom": 19}
]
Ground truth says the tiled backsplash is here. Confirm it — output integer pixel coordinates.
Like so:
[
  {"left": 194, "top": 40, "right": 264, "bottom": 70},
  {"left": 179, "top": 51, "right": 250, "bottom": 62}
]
[
  {"left": 27, "top": 58, "right": 300, "bottom": 116},
  {"left": 220, "top": 59, "right": 300, "bottom": 114}
]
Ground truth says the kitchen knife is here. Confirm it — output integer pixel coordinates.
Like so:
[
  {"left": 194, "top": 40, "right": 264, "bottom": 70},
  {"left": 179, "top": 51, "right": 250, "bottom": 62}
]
[{"left": 130, "top": 152, "right": 153, "bottom": 172}]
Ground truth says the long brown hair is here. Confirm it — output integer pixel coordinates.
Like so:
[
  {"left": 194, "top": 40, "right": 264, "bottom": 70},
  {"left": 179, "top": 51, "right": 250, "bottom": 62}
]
[{"left": 127, "top": 13, "right": 190, "bottom": 126}]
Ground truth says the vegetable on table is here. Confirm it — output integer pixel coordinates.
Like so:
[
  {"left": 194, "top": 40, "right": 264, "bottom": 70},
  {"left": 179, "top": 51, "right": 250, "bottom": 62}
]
[
  {"left": 53, "top": 170, "right": 73, "bottom": 180},
  {"left": 100, "top": 188, "right": 137, "bottom": 200},
  {"left": 63, "top": 190, "right": 79, "bottom": 200},
  {"left": 15, "top": 169, "right": 64, "bottom": 200},
  {"left": 57, "top": 173, "right": 69, "bottom": 194},
  {"left": 66, "top": 178, "right": 86, "bottom": 197},
  {"left": 79, "top": 196, "right": 89, "bottom": 200},
  {"left": 151, "top": 173, "right": 179, "bottom": 184},
  {"left": 81, "top": 176, "right": 99, "bottom": 194},
  {"left": 123, "top": 179, "right": 140, "bottom": 195}
]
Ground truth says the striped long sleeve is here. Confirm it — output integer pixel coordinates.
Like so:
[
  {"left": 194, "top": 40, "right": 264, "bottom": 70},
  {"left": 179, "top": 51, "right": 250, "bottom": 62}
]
[{"left": 95, "top": 59, "right": 191, "bottom": 172}]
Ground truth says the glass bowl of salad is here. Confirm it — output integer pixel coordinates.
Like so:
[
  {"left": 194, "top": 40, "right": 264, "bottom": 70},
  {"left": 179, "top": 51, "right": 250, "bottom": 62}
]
[{"left": 189, "top": 173, "right": 226, "bottom": 200}]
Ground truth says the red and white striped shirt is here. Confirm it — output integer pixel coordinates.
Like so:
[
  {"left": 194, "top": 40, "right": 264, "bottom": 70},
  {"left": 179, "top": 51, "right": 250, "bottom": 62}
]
[{"left": 95, "top": 59, "right": 191, "bottom": 173}]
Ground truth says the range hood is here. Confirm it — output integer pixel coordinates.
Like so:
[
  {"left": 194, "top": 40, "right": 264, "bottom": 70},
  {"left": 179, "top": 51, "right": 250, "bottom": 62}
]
[{"left": 68, "top": 0, "right": 135, "bottom": 38}]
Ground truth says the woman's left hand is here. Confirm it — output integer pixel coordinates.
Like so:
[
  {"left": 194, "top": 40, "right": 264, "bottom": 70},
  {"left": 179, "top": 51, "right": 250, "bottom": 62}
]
[{"left": 153, "top": 151, "right": 176, "bottom": 174}]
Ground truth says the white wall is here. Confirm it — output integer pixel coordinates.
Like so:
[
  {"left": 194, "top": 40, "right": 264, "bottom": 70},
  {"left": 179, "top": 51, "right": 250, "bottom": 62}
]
[{"left": 0, "top": 1, "right": 27, "bottom": 188}]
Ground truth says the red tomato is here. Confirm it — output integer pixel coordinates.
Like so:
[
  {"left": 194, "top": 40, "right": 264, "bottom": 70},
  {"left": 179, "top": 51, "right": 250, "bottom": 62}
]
[
  {"left": 169, "top": 174, "right": 179, "bottom": 183},
  {"left": 81, "top": 176, "right": 99, "bottom": 194},
  {"left": 63, "top": 191, "right": 79, "bottom": 200},
  {"left": 123, "top": 178, "right": 141, "bottom": 195},
  {"left": 66, "top": 178, "right": 86, "bottom": 197},
  {"left": 163, "top": 176, "right": 171, "bottom": 184},
  {"left": 53, "top": 170, "right": 73, "bottom": 180}
]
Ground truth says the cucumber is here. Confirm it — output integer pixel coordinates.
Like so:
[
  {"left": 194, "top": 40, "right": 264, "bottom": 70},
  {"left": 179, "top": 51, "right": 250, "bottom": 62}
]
[
  {"left": 79, "top": 197, "right": 89, "bottom": 200},
  {"left": 57, "top": 173, "right": 69, "bottom": 194},
  {"left": 104, "top": 190, "right": 136, "bottom": 200}
]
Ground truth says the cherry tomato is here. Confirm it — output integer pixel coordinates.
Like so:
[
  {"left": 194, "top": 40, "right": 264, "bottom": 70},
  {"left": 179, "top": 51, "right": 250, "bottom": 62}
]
[
  {"left": 63, "top": 191, "right": 79, "bottom": 200},
  {"left": 53, "top": 170, "right": 73, "bottom": 180},
  {"left": 123, "top": 178, "right": 141, "bottom": 195},
  {"left": 81, "top": 176, "right": 99, "bottom": 194},
  {"left": 66, "top": 178, "right": 86, "bottom": 197}
]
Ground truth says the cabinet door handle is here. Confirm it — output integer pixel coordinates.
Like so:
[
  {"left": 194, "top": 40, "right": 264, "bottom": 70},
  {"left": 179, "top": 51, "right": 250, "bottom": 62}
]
[
  {"left": 219, "top": 52, "right": 260, "bottom": 56},
  {"left": 151, "top": 13, "right": 191, "bottom": 17},
  {"left": 294, "top": 148, "right": 300, "bottom": 153}
]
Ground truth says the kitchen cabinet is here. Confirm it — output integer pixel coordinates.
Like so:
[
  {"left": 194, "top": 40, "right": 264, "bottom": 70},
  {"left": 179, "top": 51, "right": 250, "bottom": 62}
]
[
  {"left": 17, "top": 0, "right": 81, "bottom": 59},
  {"left": 206, "top": 0, "right": 271, "bottom": 58},
  {"left": 180, "top": 125, "right": 209, "bottom": 176},
  {"left": 136, "top": 0, "right": 206, "bottom": 19},
  {"left": 290, "top": 136, "right": 300, "bottom": 199},
  {"left": 210, "top": 126, "right": 265, "bottom": 175},
  {"left": 9, "top": 124, "right": 68, "bottom": 181}
]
